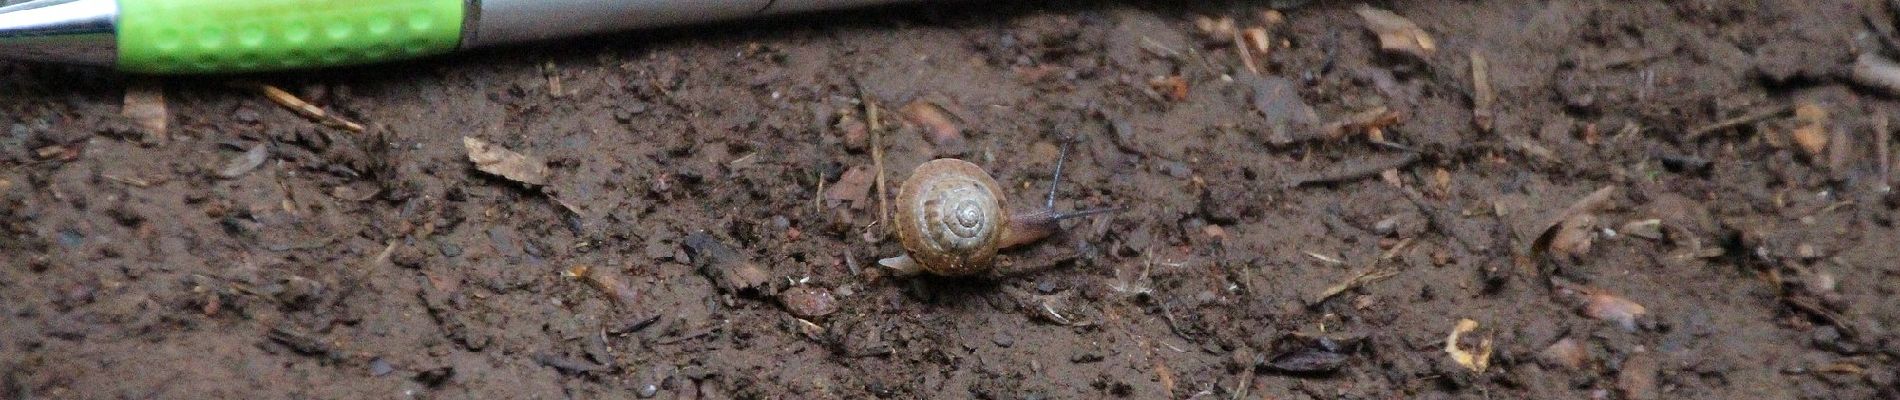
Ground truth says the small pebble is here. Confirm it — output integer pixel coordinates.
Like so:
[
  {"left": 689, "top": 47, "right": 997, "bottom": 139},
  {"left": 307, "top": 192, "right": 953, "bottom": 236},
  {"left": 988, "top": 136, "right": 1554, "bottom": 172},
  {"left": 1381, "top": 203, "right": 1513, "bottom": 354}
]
[
  {"left": 992, "top": 333, "right": 1014, "bottom": 348},
  {"left": 436, "top": 242, "right": 463, "bottom": 258},
  {"left": 1070, "top": 351, "right": 1103, "bottom": 364},
  {"left": 57, "top": 229, "right": 84, "bottom": 248},
  {"left": 233, "top": 106, "right": 261, "bottom": 123},
  {"left": 637, "top": 384, "right": 658, "bottom": 398},
  {"left": 1373, "top": 216, "right": 1400, "bottom": 235},
  {"left": 1035, "top": 280, "right": 1058, "bottom": 294},
  {"left": 779, "top": 287, "right": 839, "bottom": 319},
  {"left": 369, "top": 358, "right": 394, "bottom": 377}
]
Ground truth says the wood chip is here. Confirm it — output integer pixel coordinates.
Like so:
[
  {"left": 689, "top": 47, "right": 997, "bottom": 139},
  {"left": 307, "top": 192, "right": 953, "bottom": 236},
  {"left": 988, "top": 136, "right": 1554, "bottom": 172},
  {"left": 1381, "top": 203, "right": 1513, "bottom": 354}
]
[
  {"left": 1469, "top": 50, "right": 1496, "bottom": 133},
  {"left": 1444, "top": 318, "right": 1493, "bottom": 373},
  {"left": 463, "top": 137, "right": 551, "bottom": 186},
  {"left": 258, "top": 83, "right": 365, "bottom": 133},
  {"left": 1355, "top": 5, "right": 1436, "bottom": 60},
  {"left": 567, "top": 264, "right": 639, "bottom": 307},
  {"left": 122, "top": 79, "right": 169, "bottom": 143},
  {"left": 1791, "top": 101, "right": 1830, "bottom": 157}
]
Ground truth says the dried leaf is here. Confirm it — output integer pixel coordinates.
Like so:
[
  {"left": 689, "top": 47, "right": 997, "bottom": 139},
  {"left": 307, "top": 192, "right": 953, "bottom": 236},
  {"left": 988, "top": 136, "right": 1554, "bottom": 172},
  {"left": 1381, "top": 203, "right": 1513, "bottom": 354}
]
[
  {"left": 1355, "top": 5, "right": 1436, "bottom": 60},
  {"left": 1547, "top": 213, "right": 1597, "bottom": 258},
  {"left": 1791, "top": 102, "right": 1829, "bottom": 157},
  {"left": 1444, "top": 318, "right": 1494, "bottom": 373},
  {"left": 1584, "top": 292, "right": 1648, "bottom": 331},
  {"left": 900, "top": 100, "right": 966, "bottom": 155},
  {"left": 218, "top": 144, "right": 268, "bottom": 179},
  {"left": 824, "top": 165, "right": 875, "bottom": 208},
  {"left": 463, "top": 137, "right": 551, "bottom": 186},
  {"left": 122, "top": 80, "right": 169, "bottom": 143}
]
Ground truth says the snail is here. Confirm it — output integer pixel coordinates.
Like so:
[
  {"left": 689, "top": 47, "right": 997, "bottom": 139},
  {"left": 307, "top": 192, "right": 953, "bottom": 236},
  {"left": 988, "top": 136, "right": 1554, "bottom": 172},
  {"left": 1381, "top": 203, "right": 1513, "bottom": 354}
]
[{"left": 878, "top": 146, "right": 1115, "bottom": 277}]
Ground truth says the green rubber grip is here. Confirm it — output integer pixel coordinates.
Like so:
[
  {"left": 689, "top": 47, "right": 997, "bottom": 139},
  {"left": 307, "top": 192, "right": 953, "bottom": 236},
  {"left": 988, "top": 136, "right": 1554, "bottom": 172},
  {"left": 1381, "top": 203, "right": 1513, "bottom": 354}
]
[{"left": 116, "top": 0, "right": 464, "bottom": 74}]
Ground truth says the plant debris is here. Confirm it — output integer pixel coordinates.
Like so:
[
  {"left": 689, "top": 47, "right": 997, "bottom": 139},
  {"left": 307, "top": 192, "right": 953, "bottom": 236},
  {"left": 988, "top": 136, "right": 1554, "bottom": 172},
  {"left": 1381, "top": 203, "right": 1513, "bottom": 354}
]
[
  {"left": 1355, "top": 5, "right": 1436, "bottom": 60},
  {"left": 682, "top": 232, "right": 769, "bottom": 293},
  {"left": 1688, "top": 105, "right": 1792, "bottom": 139},
  {"left": 534, "top": 353, "right": 610, "bottom": 374},
  {"left": 566, "top": 264, "right": 639, "bottom": 308},
  {"left": 218, "top": 144, "right": 268, "bottom": 179},
  {"left": 121, "top": 79, "right": 168, "bottom": 143},
  {"left": 1444, "top": 318, "right": 1493, "bottom": 373},
  {"left": 1265, "top": 349, "right": 1349, "bottom": 373},
  {"left": 1547, "top": 213, "right": 1598, "bottom": 259},
  {"left": 1791, "top": 101, "right": 1830, "bottom": 157},
  {"left": 1531, "top": 185, "right": 1617, "bottom": 256},
  {"left": 463, "top": 137, "right": 551, "bottom": 186},
  {"left": 824, "top": 165, "right": 875, "bottom": 208},
  {"left": 1469, "top": 50, "right": 1495, "bottom": 133},
  {"left": 900, "top": 100, "right": 967, "bottom": 156},
  {"left": 1284, "top": 152, "right": 1421, "bottom": 188},
  {"left": 1307, "top": 268, "right": 1400, "bottom": 305},
  {"left": 255, "top": 83, "right": 365, "bottom": 133},
  {"left": 1323, "top": 106, "right": 1402, "bottom": 141}
]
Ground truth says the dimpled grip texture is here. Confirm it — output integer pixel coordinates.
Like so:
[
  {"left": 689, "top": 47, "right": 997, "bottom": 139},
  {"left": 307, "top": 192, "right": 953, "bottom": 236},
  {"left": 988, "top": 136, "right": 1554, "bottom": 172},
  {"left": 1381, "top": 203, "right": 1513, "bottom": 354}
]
[{"left": 117, "top": 0, "right": 463, "bottom": 74}]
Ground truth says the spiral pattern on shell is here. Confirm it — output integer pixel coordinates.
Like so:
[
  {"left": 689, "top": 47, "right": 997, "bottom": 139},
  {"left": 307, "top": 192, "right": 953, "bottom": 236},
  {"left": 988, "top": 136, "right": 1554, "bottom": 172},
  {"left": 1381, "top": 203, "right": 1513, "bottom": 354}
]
[{"left": 895, "top": 158, "right": 1006, "bottom": 276}]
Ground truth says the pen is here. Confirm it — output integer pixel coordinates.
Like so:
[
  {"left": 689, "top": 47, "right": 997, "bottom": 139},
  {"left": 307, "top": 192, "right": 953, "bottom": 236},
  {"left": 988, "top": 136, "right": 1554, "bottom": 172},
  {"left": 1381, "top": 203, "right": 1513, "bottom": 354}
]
[{"left": 0, "top": 0, "right": 912, "bottom": 74}]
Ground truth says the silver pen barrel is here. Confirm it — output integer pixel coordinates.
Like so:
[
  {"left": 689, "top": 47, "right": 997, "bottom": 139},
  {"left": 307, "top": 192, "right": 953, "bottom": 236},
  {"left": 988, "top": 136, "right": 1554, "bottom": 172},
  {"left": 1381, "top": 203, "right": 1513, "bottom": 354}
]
[
  {"left": 463, "top": 0, "right": 914, "bottom": 48},
  {"left": 0, "top": 0, "right": 116, "bottom": 66}
]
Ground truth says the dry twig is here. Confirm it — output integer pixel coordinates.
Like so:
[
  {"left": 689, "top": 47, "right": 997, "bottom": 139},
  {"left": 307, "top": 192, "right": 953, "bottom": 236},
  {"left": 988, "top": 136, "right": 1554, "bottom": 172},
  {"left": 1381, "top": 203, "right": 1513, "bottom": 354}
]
[
  {"left": 254, "top": 83, "right": 365, "bottom": 133},
  {"left": 1687, "top": 105, "right": 1791, "bottom": 140}
]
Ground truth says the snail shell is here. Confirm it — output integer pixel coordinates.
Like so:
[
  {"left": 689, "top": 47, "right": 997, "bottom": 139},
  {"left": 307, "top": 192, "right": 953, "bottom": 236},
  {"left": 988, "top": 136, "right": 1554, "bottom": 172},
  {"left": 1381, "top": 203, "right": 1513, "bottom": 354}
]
[{"left": 893, "top": 158, "right": 1007, "bottom": 276}]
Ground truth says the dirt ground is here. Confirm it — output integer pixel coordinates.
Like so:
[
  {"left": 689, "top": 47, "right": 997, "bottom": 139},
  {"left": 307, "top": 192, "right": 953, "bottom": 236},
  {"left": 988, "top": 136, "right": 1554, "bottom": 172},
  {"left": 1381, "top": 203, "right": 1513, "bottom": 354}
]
[{"left": 4, "top": 0, "right": 1899, "bottom": 398}]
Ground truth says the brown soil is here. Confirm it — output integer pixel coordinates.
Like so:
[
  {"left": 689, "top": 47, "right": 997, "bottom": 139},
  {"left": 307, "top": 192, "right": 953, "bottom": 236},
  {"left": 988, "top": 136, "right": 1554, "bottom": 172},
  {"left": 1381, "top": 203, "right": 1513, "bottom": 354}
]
[{"left": 4, "top": 1, "right": 1898, "bottom": 398}]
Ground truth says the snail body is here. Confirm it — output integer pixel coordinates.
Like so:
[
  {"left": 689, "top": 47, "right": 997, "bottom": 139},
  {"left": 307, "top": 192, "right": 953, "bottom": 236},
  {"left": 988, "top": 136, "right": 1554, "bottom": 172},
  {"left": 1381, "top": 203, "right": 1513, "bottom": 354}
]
[{"left": 880, "top": 158, "right": 1106, "bottom": 277}]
